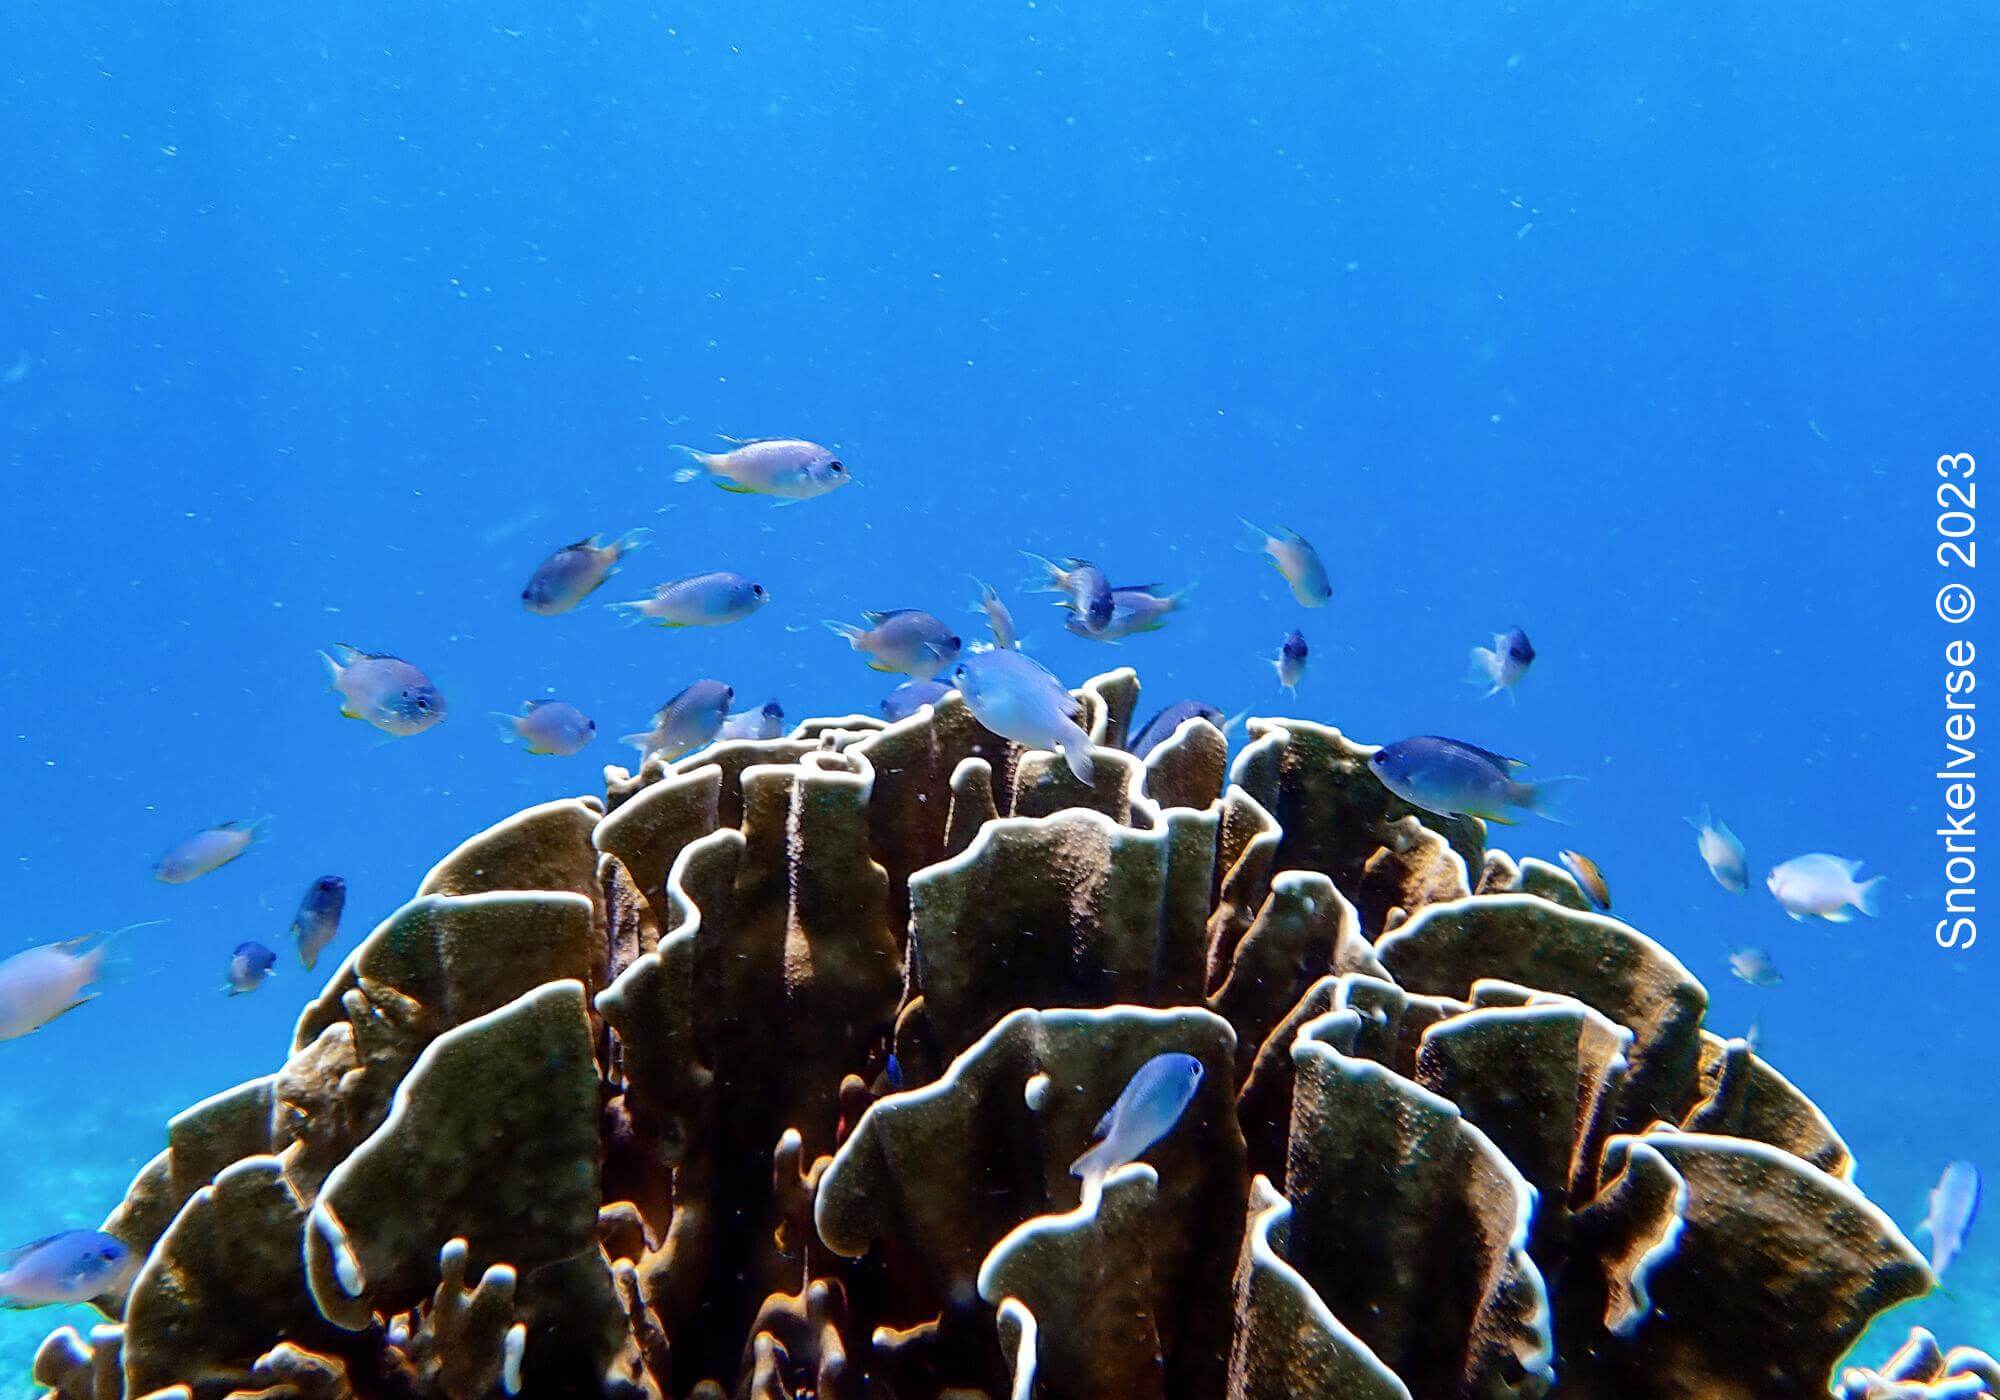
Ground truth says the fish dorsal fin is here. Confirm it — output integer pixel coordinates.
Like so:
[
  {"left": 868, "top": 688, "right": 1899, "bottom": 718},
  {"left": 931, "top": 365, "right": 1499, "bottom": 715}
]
[
  {"left": 1434, "top": 736, "right": 1525, "bottom": 770},
  {"left": 1112, "top": 583, "right": 1163, "bottom": 594},
  {"left": 1092, "top": 1101, "right": 1117, "bottom": 1138},
  {"left": 0, "top": 1233, "right": 71, "bottom": 1270},
  {"left": 564, "top": 536, "right": 601, "bottom": 552},
  {"left": 335, "top": 643, "right": 392, "bottom": 663},
  {"left": 523, "top": 699, "right": 551, "bottom": 712},
  {"left": 862, "top": 608, "right": 918, "bottom": 625}
]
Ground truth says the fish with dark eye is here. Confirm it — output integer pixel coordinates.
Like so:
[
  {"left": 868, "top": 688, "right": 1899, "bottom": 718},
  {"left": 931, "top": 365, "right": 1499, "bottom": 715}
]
[
  {"left": 520, "top": 528, "right": 651, "bottom": 615},
  {"left": 1728, "top": 946, "right": 1782, "bottom": 988},
  {"left": 225, "top": 941, "right": 277, "bottom": 996},
  {"left": 1272, "top": 629, "right": 1309, "bottom": 695},
  {"left": 1241, "top": 519, "right": 1333, "bottom": 606},
  {"left": 1063, "top": 584, "right": 1189, "bottom": 642},
  {"left": 1920, "top": 1160, "right": 1980, "bottom": 1277},
  {"left": 969, "top": 577, "right": 1018, "bottom": 650},
  {"left": 493, "top": 700, "right": 596, "bottom": 756},
  {"left": 1469, "top": 626, "right": 1535, "bottom": 699},
  {"left": 881, "top": 679, "right": 953, "bottom": 721},
  {"left": 606, "top": 572, "right": 771, "bottom": 629},
  {"left": 825, "top": 610, "right": 962, "bottom": 678},
  {"left": 1367, "top": 736, "right": 1577, "bottom": 825},
  {"left": 1557, "top": 849, "right": 1612, "bottom": 911},
  {"left": 1767, "top": 853, "right": 1883, "bottom": 923},
  {"left": 1069, "top": 1052, "right": 1206, "bottom": 1187},
  {"left": 1022, "top": 554, "right": 1115, "bottom": 633},
  {"left": 154, "top": 819, "right": 269, "bottom": 884},
  {"left": 954, "top": 650, "right": 1095, "bottom": 783},
  {"left": 717, "top": 700, "right": 785, "bottom": 741},
  {"left": 1688, "top": 806, "right": 1749, "bottom": 893},
  {"left": 621, "top": 680, "right": 734, "bottom": 763},
  {"left": 672, "top": 437, "right": 851, "bottom": 500},
  {"left": 1127, "top": 701, "right": 1226, "bottom": 762},
  {"left": 318, "top": 645, "right": 446, "bottom": 737},
  {"left": 0, "top": 1230, "right": 135, "bottom": 1308},
  {"left": 291, "top": 876, "right": 347, "bottom": 972}
]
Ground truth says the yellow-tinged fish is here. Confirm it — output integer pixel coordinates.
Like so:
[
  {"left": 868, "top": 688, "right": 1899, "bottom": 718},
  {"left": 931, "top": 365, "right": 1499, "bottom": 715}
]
[
  {"left": 671, "top": 438, "right": 850, "bottom": 500},
  {"left": 1557, "top": 849, "right": 1611, "bottom": 911}
]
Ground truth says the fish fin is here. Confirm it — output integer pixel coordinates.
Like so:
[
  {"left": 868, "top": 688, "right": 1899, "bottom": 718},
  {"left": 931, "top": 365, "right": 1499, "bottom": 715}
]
[
  {"left": 604, "top": 601, "right": 653, "bottom": 628},
  {"left": 1467, "top": 647, "right": 1502, "bottom": 692},
  {"left": 713, "top": 479, "right": 757, "bottom": 494},
  {"left": 609, "top": 526, "right": 653, "bottom": 557},
  {"left": 672, "top": 467, "right": 700, "bottom": 484},
  {"left": 318, "top": 650, "right": 345, "bottom": 686},
  {"left": 1092, "top": 1103, "right": 1117, "bottom": 1137},
  {"left": 1237, "top": 517, "right": 1274, "bottom": 553},
  {"left": 492, "top": 713, "right": 524, "bottom": 745},
  {"left": 1854, "top": 875, "right": 1885, "bottom": 917},
  {"left": 1068, "top": 1138, "right": 1114, "bottom": 1182},
  {"left": 823, "top": 620, "right": 867, "bottom": 645},
  {"left": 1059, "top": 733, "right": 1097, "bottom": 785},
  {"left": 1821, "top": 905, "right": 1858, "bottom": 924},
  {"left": 1517, "top": 775, "right": 1581, "bottom": 824},
  {"left": 1482, "top": 813, "right": 1519, "bottom": 827},
  {"left": 1018, "top": 551, "right": 1065, "bottom": 591},
  {"left": 1220, "top": 708, "right": 1249, "bottom": 738},
  {"left": 620, "top": 732, "right": 657, "bottom": 759}
]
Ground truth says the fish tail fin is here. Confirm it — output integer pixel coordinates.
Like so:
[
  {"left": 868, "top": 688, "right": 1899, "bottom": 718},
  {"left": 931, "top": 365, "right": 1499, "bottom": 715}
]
[
  {"left": 1220, "top": 707, "right": 1250, "bottom": 738},
  {"left": 318, "top": 649, "right": 344, "bottom": 687},
  {"left": 1237, "top": 517, "right": 1273, "bottom": 553},
  {"left": 242, "top": 816, "right": 276, "bottom": 847},
  {"left": 1018, "top": 551, "right": 1065, "bottom": 592},
  {"left": 823, "top": 619, "right": 866, "bottom": 646},
  {"left": 1519, "top": 775, "right": 1583, "bottom": 825},
  {"left": 1855, "top": 875, "right": 1886, "bottom": 917},
  {"left": 604, "top": 600, "right": 652, "bottom": 628},
  {"left": 1068, "top": 1138, "right": 1114, "bottom": 1183},
  {"left": 620, "top": 732, "right": 657, "bottom": 760},
  {"left": 609, "top": 526, "right": 654, "bottom": 558},
  {"left": 1467, "top": 645, "right": 1502, "bottom": 694},
  {"left": 491, "top": 712, "right": 524, "bottom": 745},
  {"left": 669, "top": 445, "right": 713, "bottom": 485},
  {"left": 1057, "top": 722, "right": 1098, "bottom": 785}
]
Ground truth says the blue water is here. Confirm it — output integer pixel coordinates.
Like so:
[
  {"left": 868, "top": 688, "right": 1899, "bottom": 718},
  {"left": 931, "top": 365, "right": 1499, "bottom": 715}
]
[{"left": 3, "top": 0, "right": 1995, "bottom": 1385}]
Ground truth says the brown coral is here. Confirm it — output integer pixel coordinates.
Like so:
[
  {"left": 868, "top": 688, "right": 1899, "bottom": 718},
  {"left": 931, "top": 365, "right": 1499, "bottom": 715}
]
[{"left": 41, "top": 673, "right": 1938, "bottom": 1400}]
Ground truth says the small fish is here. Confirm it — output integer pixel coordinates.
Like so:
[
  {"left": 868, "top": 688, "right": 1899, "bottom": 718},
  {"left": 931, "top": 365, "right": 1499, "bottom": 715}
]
[
  {"left": 884, "top": 1052, "right": 905, "bottom": 1092},
  {"left": 1557, "top": 849, "right": 1612, "bottom": 911},
  {"left": 1469, "top": 626, "right": 1535, "bottom": 699},
  {"left": 1063, "top": 585, "right": 1188, "bottom": 642},
  {"left": 717, "top": 700, "right": 785, "bottom": 742},
  {"left": 970, "top": 577, "right": 1018, "bottom": 650},
  {"left": 0, "top": 936, "right": 121, "bottom": 1040},
  {"left": 1367, "top": 736, "right": 1575, "bottom": 825},
  {"left": 954, "top": 650, "right": 1095, "bottom": 783},
  {"left": 1241, "top": 519, "right": 1332, "bottom": 607},
  {"left": 1069, "top": 1052, "right": 1205, "bottom": 1186},
  {"left": 1688, "top": 806, "right": 1749, "bottom": 893},
  {"left": 1272, "top": 629, "right": 1309, "bottom": 694},
  {"left": 1744, "top": 1016, "right": 1763, "bottom": 1054},
  {"left": 154, "top": 819, "right": 269, "bottom": 884},
  {"left": 1128, "top": 701, "right": 1226, "bottom": 761},
  {"left": 226, "top": 941, "right": 278, "bottom": 996},
  {"left": 621, "top": 680, "right": 734, "bottom": 763},
  {"left": 1728, "top": 946, "right": 1782, "bottom": 988},
  {"left": 494, "top": 700, "right": 596, "bottom": 756},
  {"left": 520, "top": 529, "right": 651, "bottom": 614},
  {"left": 826, "top": 610, "right": 962, "bottom": 677},
  {"left": 1022, "top": 554, "right": 1114, "bottom": 632},
  {"left": 881, "top": 679, "right": 953, "bottom": 721},
  {"left": 606, "top": 572, "right": 770, "bottom": 629},
  {"left": 1920, "top": 1160, "right": 1981, "bottom": 1277},
  {"left": 1767, "top": 854, "right": 1883, "bottom": 923},
  {"left": 291, "top": 876, "right": 347, "bottom": 972},
  {"left": 0, "top": 1230, "right": 135, "bottom": 1308},
  {"left": 318, "top": 645, "right": 446, "bottom": 737},
  {"left": 671, "top": 438, "right": 850, "bottom": 500}
]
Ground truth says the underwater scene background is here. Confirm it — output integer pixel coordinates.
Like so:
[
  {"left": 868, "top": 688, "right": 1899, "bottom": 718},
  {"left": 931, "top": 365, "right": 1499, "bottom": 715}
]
[{"left": 2, "top": 0, "right": 1996, "bottom": 1391}]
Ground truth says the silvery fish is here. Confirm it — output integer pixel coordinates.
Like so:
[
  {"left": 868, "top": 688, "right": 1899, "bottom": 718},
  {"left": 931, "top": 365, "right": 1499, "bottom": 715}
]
[
  {"left": 1688, "top": 806, "right": 1749, "bottom": 893},
  {"left": 881, "top": 679, "right": 953, "bottom": 721},
  {"left": 970, "top": 577, "right": 1018, "bottom": 650},
  {"left": 672, "top": 438, "right": 850, "bottom": 500},
  {"left": 154, "top": 818, "right": 269, "bottom": 884},
  {"left": 1069, "top": 1052, "right": 1205, "bottom": 1186},
  {"left": 1367, "top": 736, "right": 1575, "bottom": 825},
  {"left": 1728, "top": 946, "right": 1782, "bottom": 988},
  {"left": 1921, "top": 1160, "right": 1980, "bottom": 1277},
  {"left": 1272, "top": 629, "right": 1309, "bottom": 695},
  {"left": 1023, "top": 554, "right": 1114, "bottom": 632},
  {"left": 1469, "top": 626, "right": 1535, "bottom": 699},
  {"left": 718, "top": 700, "right": 785, "bottom": 741},
  {"left": 1767, "top": 854, "right": 1883, "bottom": 923},
  {"left": 1558, "top": 849, "right": 1612, "bottom": 911},
  {"left": 1128, "top": 701, "right": 1225, "bottom": 762},
  {"left": 226, "top": 941, "right": 277, "bottom": 996},
  {"left": 520, "top": 529, "right": 651, "bottom": 615},
  {"left": 0, "top": 1230, "right": 134, "bottom": 1308},
  {"left": 494, "top": 700, "right": 596, "bottom": 756},
  {"left": 826, "top": 610, "right": 962, "bottom": 677},
  {"left": 622, "top": 680, "right": 734, "bottom": 763},
  {"left": 1063, "top": 585, "right": 1188, "bottom": 642},
  {"left": 0, "top": 939, "right": 112, "bottom": 1041},
  {"left": 1241, "top": 518, "right": 1332, "bottom": 606},
  {"left": 318, "top": 645, "right": 446, "bottom": 737},
  {"left": 953, "top": 650, "right": 1095, "bottom": 783},
  {"left": 291, "top": 876, "right": 346, "bottom": 972},
  {"left": 606, "top": 572, "right": 770, "bottom": 628}
]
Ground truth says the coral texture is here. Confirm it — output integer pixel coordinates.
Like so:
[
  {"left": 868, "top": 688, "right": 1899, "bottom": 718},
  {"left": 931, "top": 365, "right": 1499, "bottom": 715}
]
[{"left": 38, "top": 672, "right": 1938, "bottom": 1399}]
